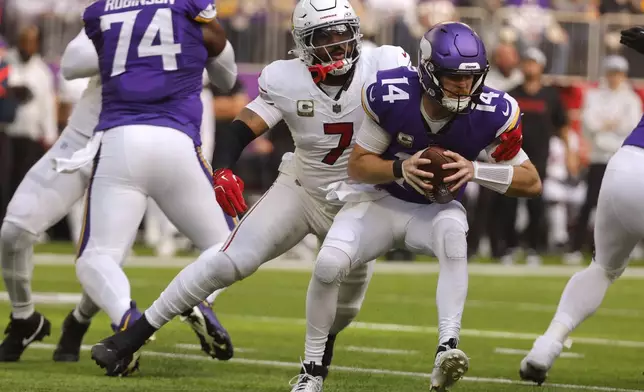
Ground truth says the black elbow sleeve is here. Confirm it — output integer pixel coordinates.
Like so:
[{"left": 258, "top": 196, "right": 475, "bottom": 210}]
[{"left": 212, "top": 119, "right": 258, "bottom": 169}]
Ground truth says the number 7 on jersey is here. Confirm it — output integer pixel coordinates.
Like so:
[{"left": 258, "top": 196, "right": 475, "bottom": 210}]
[{"left": 322, "top": 123, "right": 354, "bottom": 165}]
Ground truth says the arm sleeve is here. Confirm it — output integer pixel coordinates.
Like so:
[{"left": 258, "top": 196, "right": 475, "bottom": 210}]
[
  {"left": 244, "top": 68, "right": 283, "bottom": 128},
  {"left": 60, "top": 30, "right": 98, "bottom": 80},
  {"left": 356, "top": 115, "right": 391, "bottom": 154},
  {"left": 205, "top": 40, "right": 237, "bottom": 92}
]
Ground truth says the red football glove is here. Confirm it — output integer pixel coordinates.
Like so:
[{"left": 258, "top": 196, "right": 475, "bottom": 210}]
[
  {"left": 213, "top": 168, "right": 247, "bottom": 217},
  {"left": 491, "top": 124, "right": 523, "bottom": 162}
]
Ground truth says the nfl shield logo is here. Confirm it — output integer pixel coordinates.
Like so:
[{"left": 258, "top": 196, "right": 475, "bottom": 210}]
[{"left": 333, "top": 104, "right": 341, "bottom": 113}]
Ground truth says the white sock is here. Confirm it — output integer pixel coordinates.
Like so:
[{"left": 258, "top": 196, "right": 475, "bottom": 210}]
[
  {"left": 545, "top": 262, "right": 613, "bottom": 343},
  {"left": 145, "top": 246, "right": 240, "bottom": 329},
  {"left": 76, "top": 253, "right": 131, "bottom": 325},
  {"left": 72, "top": 291, "right": 100, "bottom": 324},
  {"left": 304, "top": 247, "right": 348, "bottom": 365},
  {"left": 433, "top": 219, "right": 468, "bottom": 344},
  {"left": 1, "top": 222, "right": 37, "bottom": 319}
]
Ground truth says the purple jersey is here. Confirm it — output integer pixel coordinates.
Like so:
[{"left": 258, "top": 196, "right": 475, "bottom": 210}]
[
  {"left": 623, "top": 116, "right": 644, "bottom": 149},
  {"left": 363, "top": 66, "right": 522, "bottom": 204},
  {"left": 83, "top": 0, "right": 217, "bottom": 144}
]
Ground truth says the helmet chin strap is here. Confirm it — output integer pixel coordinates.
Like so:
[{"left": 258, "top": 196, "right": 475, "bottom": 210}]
[{"left": 308, "top": 59, "right": 351, "bottom": 83}]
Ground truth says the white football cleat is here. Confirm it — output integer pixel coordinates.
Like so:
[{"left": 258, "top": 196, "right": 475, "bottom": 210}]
[
  {"left": 289, "top": 361, "right": 326, "bottom": 392},
  {"left": 430, "top": 346, "right": 469, "bottom": 391},
  {"left": 519, "top": 335, "right": 564, "bottom": 385}
]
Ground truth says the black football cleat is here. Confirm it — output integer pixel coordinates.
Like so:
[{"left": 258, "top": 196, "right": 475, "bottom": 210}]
[
  {"left": 0, "top": 312, "right": 51, "bottom": 362},
  {"left": 92, "top": 302, "right": 147, "bottom": 377},
  {"left": 52, "top": 311, "right": 90, "bottom": 362},
  {"left": 91, "top": 306, "right": 157, "bottom": 377},
  {"left": 180, "top": 301, "right": 234, "bottom": 360}
]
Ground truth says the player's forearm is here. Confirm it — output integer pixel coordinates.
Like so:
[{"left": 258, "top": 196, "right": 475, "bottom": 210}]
[
  {"left": 211, "top": 108, "right": 266, "bottom": 169},
  {"left": 472, "top": 160, "right": 541, "bottom": 197},
  {"left": 505, "top": 162, "right": 542, "bottom": 197},
  {"left": 348, "top": 153, "right": 398, "bottom": 184}
]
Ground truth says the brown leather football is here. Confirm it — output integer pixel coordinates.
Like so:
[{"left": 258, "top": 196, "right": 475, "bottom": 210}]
[{"left": 417, "top": 146, "right": 458, "bottom": 204}]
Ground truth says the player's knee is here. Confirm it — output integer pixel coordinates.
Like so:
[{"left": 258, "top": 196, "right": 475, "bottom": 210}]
[
  {"left": 432, "top": 218, "right": 467, "bottom": 261},
  {"left": 201, "top": 247, "right": 246, "bottom": 285},
  {"left": 589, "top": 259, "right": 624, "bottom": 282},
  {"left": 314, "top": 246, "right": 351, "bottom": 285},
  {"left": 0, "top": 221, "right": 38, "bottom": 252}
]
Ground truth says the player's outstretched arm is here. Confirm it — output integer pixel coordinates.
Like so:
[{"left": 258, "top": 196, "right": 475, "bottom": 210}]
[
  {"left": 202, "top": 19, "right": 237, "bottom": 92},
  {"left": 212, "top": 108, "right": 269, "bottom": 170},
  {"left": 210, "top": 100, "right": 282, "bottom": 217},
  {"left": 60, "top": 30, "right": 98, "bottom": 80}
]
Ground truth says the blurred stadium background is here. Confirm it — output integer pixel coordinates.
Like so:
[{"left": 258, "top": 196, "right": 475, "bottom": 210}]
[
  {"left": 4, "top": 3, "right": 644, "bottom": 392},
  {"left": 1, "top": 0, "right": 644, "bottom": 265}
]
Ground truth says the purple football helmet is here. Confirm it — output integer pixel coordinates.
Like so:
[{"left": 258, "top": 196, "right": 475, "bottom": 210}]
[{"left": 417, "top": 22, "right": 489, "bottom": 113}]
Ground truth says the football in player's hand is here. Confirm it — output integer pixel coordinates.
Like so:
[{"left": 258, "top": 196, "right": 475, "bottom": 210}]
[{"left": 418, "top": 146, "right": 458, "bottom": 204}]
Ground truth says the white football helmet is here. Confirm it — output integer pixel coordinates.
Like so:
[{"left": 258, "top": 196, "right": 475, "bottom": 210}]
[{"left": 291, "top": 0, "right": 362, "bottom": 80}]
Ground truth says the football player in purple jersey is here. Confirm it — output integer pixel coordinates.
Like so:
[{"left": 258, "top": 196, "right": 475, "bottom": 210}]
[
  {"left": 51, "top": 0, "right": 239, "bottom": 376},
  {"left": 520, "top": 26, "right": 644, "bottom": 385},
  {"left": 291, "top": 22, "right": 542, "bottom": 392}
]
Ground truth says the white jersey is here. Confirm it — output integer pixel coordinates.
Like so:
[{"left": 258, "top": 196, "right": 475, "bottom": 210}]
[
  {"left": 67, "top": 76, "right": 102, "bottom": 137},
  {"left": 246, "top": 45, "right": 411, "bottom": 203}
]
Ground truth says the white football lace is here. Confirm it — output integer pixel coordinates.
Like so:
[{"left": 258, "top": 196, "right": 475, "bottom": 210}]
[{"left": 289, "top": 359, "right": 323, "bottom": 392}]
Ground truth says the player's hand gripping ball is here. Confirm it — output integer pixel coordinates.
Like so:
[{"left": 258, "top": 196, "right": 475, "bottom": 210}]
[{"left": 417, "top": 146, "right": 459, "bottom": 204}]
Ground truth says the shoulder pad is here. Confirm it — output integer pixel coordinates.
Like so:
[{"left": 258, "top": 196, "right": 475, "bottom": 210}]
[
  {"left": 257, "top": 59, "right": 304, "bottom": 105},
  {"left": 187, "top": 0, "right": 218, "bottom": 23},
  {"left": 361, "top": 66, "right": 418, "bottom": 125},
  {"left": 473, "top": 86, "right": 521, "bottom": 137},
  {"left": 374, "top": 45, "right": 412, "bottom": 70}
]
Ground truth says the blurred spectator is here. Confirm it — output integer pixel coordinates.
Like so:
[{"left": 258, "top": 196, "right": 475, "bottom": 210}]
[
  {"left": 565, "top": 55, "right": 642, "bottom": 265},
  {"left": 405, "top": 0, "right": 458, "bottom": 39},
  {"left": 543, "top": 130, "right": 585, "bottom": 252},
  {"left": 3, "top": 25, "right": 56, "bottom": 202},
  {"left": 499, "top": 48, "right": 572, "bottom": 265},
  {"left": 0, "top": 55, "right": 17, "bottom": 221},
  {"left": 485, "top": 42, "right": 524, "bottom": 91},
  {"left": 501, "top": 0, "right": 570, "bottom": 75}
]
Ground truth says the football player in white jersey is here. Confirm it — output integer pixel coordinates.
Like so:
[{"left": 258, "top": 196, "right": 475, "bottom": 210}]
[
  {"left": 87, "top": 0, "right": 411, "bottom": 381},
  {"left": 0, "top": 29, "right": 234, "bottom": 366}
]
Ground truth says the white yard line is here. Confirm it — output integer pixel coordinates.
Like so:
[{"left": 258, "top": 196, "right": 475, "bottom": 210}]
[
  {"left": 31, "top": 253, "right": 644, "bottom": 278},
  {"left": 341, "top": 346, "right": 418, "bottom": 355},
  {"left": 26, "top": 343, "right": 642, "bottom": 392},
  {"left": 3, "top": 292, "right": 644, "bottom": 349},
  {"left": 494, "top": 347, "right": 584, "bottom": 358},
  {"left": 0, "top": 292, "right": 82, "bottom": 304},
  {"left": 222, "top": 314, "right": 644, "bottom": 349}
]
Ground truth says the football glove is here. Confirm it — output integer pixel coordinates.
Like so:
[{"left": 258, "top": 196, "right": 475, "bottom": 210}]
[
  {"left": 621, "top": 26, "right": 644, "bottom": 55},
  {"left": 213, "top": 168, "right": 247, "bottom": 217}
]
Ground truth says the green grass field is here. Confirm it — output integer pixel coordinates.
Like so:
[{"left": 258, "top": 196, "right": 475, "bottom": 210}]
[{"left": 2, "top": 254, "right": 644, "bottom": 392}]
